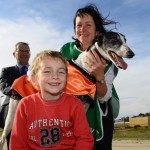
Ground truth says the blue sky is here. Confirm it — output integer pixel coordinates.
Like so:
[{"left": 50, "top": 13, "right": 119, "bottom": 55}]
[{"left": 0, "top": 0, "right": 150, "bottom": 119}]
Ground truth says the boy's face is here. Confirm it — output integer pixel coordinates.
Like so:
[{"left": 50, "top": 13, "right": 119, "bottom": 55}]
[{"left": 34, "top": 57, "right": 67, "bottom": 100}]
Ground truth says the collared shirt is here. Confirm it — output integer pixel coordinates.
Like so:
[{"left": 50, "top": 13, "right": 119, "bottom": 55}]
[{"left": 17, "top": 64, "right": 29, "bottom": 74}]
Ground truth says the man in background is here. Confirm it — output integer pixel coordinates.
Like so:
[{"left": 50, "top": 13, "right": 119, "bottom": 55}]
[{"left": 0, "top": 42, "right": 30, "bottom": 149}]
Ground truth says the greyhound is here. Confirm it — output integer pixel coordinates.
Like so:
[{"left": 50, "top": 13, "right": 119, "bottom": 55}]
[
  {"left": 75, "top": 31, "right": 135, "bottom": 70},
  {"left": 66, "top": 31, "right": 135, "bottom": 112}
]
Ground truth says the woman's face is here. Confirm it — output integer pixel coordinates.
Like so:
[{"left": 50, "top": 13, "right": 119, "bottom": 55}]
[{"left": 75, "top": 14, "right": 97, "bottom": 50}]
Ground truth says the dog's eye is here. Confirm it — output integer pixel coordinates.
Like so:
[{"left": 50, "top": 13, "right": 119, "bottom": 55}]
[{"left": 110, "top": 39, "right": 118, "bottom": 44}]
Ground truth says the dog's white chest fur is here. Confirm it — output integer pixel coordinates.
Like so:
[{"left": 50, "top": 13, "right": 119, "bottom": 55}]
[{"left": 75, "top": 51, "right": 90, "bottom": 70}]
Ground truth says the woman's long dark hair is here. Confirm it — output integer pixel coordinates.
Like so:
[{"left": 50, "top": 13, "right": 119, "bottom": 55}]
[{"left": 73, "top": 4, "right": 117, "bottom": 48}]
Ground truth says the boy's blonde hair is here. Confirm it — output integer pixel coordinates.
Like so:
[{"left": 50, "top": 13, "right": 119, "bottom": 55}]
[{"left": 30, "top": 50, "right": 67, "bottom": 76}]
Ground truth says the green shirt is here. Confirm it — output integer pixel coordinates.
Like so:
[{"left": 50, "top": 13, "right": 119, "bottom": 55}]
[{"left": 60, "top": 42, "right": 119, "bottom": 140}]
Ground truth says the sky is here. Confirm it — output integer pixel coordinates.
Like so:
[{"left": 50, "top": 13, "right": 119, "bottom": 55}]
[{"left": 0, "top": 0, "right": 150, "bottom": 119}]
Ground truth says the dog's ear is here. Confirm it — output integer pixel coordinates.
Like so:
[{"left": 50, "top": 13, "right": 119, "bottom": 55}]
[
  {"left": 95, "top": 33, "right": 104, "bottom": 46},
  {"left": 87, "top": 33, "right": 104, "bottom": 51}
]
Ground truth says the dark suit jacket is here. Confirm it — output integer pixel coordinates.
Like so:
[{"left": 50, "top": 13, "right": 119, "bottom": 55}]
[
  {"left": 0, "top": 65, "right": 21, "bottom": 128},
  {"left": 0, "top": 65, "right": 21, "bottom": 96}
]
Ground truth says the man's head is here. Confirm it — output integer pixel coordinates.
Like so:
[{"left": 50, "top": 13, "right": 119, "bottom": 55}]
[{"left": 13, "top": 42, "right": 30, "bottom": 65}]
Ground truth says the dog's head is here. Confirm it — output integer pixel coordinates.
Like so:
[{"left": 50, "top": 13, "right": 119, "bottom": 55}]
[{"left": 88, "top": 31, "right": 135, "bottom": 70}]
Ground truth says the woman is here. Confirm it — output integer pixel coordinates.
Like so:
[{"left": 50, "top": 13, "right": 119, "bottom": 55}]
[{"left": 60, "top": 4, "right": 119, "bottom": 150}]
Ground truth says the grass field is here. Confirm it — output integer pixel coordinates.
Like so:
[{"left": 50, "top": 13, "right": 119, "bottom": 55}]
[
  {"left": 113, "top": 127, "right": 150, "bottom": 140},
  {"left": 113, "top": 122, "right": 150, "bottom": 140},
  {"left": 1, "top": 124, "right": 150, "bottom": 140}
]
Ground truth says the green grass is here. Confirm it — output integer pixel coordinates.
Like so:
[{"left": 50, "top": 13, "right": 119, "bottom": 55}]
[
  {"left": 113, "top": 124, "right": 150, "bottom": 140},
  {"left": 1, "top": 127, "right": 150, "bottom": 141}
]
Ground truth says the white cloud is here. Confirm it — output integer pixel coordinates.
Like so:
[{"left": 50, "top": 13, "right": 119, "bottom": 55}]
[
  {"left": 0, "top": 17, "right": 72, "bottom": 69},
  {"left": 114, "top": 56, "right": 150, "bottom": 118}
]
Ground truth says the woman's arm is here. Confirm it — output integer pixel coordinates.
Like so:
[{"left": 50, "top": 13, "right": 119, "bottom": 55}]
[
  {"left": 84, "top": 50, "right": 116, "bottom": 103},
  {"left": 97, "top": 64, "right": 115, "bottom": 103}
]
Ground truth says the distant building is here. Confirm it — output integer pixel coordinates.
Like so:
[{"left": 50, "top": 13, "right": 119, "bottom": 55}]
[{"left": 129, "top": 116, "right": 150, "bottom": 127}]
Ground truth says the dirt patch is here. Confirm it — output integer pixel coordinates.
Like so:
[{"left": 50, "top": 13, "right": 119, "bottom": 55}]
[
  {"left": 3, "top": 140, "right": 150, "bottom": 150},
  {"left": 112, "top": 140, "right": 150, "bottom": 150}
]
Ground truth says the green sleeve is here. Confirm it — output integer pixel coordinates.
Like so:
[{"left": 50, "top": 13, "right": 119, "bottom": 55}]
[
  {"left": 60, "top": 42, "right": 81, "bottom": 60},
  {"left": 104, "top": 63, "right": 120, "bottom": 118}
]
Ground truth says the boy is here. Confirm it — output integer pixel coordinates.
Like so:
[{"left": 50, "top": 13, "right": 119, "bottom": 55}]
[{"left": 10, "top": 50, "right": 93, "bottom": 150}]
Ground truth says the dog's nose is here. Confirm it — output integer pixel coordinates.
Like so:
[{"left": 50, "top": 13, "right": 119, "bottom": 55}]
[{"left": 127, "top": 50, "right": 135, "bottom": 58}]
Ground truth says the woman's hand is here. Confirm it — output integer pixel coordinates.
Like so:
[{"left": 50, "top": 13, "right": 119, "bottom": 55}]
[
  {"left": 84, "top": 50, "right": 106, "bottom": 80},
  {"left": 84, "top": 50, "right": 108, "bottom": 98}
]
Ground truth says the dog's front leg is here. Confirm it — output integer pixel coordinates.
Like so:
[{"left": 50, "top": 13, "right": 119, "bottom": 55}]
[{"left": 0, "top": 99, "right": 19, "bottom": 150}]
